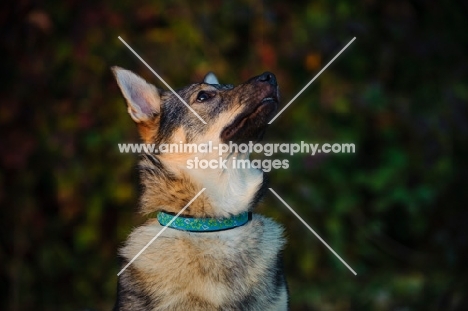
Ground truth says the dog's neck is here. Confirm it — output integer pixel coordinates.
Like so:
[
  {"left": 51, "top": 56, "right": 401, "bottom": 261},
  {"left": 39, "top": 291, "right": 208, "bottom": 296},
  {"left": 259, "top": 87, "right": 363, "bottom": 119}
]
[
  {"left": 138, "top": 152, "right": 265, "bottom": 218},
  {"left": 184, "top": 151, "right": 264, "bottom": 217}
]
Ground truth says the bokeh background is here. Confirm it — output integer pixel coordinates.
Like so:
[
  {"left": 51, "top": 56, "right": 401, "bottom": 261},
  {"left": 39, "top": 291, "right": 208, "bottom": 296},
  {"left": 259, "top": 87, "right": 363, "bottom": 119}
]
[{"left": 2, "top": 0, "right": 468, "bottom": 310}]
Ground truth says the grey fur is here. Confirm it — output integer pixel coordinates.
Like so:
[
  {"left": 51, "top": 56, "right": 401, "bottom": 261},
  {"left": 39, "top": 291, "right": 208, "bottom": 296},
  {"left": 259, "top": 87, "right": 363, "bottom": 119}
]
[
  {"left": 112, "top": 68, "right": 288, "bottom": 310},
  {"left": 204, "top": 72, "right": 220, "bottom": 84}
]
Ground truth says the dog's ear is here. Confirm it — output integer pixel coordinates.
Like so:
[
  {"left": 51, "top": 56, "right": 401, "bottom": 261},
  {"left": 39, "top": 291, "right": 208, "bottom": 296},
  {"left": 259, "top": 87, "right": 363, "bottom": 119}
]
[
  {"left": 203, "top": 72, "right": 219, "bottom": 84},
  {"left": 111, "top": 66, "right": 161, "bottom": 123}
]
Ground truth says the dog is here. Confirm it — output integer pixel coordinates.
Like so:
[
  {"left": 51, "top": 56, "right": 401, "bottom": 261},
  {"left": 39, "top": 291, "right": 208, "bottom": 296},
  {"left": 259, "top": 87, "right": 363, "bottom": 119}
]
[{"left": 111, "top": 67, "right": 289, "bottom": 310}]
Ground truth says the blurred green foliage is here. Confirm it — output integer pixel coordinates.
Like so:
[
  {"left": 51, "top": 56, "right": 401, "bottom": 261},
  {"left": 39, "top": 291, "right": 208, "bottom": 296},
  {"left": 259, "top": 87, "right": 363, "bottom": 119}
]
[{"left": 1, "top": 0, "right": 468, "bottom": 310}]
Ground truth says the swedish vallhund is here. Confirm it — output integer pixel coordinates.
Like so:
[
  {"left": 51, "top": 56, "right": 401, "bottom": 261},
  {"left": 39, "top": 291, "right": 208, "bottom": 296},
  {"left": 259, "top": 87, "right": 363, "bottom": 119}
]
[{"left": 112, "top": 66, "right": 289, "bottom": 310}]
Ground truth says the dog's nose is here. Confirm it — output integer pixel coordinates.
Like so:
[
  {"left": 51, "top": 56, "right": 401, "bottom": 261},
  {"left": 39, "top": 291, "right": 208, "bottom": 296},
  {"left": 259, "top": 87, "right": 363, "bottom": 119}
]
[{"left": 256, "top": 72, "right": 277, "bottom": 87}]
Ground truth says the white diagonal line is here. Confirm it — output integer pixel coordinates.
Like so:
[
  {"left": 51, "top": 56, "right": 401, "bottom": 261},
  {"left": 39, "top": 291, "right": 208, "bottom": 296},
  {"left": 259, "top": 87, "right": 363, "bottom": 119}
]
[
  {"left": 118, "top": 36, "right": 207, "bottom": 124},
  {"left": 117, "top": 188, "right": 206, "bottom": 276},
  {"left": 268, "top": 188, "right": 357, "bottom": 275},
  {"left": 268, "top": 37, "right": 356, "bottom": 124}
]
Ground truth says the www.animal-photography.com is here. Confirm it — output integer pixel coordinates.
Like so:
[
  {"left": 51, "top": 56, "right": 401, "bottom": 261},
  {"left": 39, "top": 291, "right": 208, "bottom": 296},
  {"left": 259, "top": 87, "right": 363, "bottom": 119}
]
[{"left": 2, "top": 1, "right": 467, "bottom": 310}]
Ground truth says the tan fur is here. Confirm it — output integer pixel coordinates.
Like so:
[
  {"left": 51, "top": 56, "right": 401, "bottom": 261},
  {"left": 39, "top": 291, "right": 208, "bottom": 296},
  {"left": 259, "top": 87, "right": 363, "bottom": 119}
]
[
  {"left": 137, "top": 122, "right": 158, "bottom": 143},
  {"left": 112, "top": 68, "right": 288, "bottom": 310},
  {"left": 138, "top": 160, "right": 216, "bottom": 217},
  {"left": 120, "top": 215, "right": 285, "bottom": 311}
]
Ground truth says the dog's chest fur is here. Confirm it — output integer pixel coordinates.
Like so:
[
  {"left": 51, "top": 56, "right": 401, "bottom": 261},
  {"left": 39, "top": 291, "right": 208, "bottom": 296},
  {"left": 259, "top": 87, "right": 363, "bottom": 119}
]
[{"left": 116, "top": 215, "right": 287, "bottom": 311}]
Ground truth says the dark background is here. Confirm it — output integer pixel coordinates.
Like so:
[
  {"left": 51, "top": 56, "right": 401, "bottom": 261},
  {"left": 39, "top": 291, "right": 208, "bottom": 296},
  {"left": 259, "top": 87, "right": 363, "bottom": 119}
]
[{"left": 1, "top": 0, "right": 468, "bottom": 310}]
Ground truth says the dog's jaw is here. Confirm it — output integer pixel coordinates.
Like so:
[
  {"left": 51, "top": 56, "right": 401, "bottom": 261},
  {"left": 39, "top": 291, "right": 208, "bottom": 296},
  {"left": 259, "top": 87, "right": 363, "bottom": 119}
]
[{"left": 220, "top": 86, "right": 278, "bottom": 143}]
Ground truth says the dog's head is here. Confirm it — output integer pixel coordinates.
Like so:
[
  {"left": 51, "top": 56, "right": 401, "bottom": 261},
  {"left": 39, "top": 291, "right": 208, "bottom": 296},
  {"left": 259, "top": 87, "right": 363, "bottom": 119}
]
[
  {"left": 112, "top": 67, "right": 279, "bottom": 217},
  {"left": 111, "top": 67, "right": 278, "bottom": 146}
]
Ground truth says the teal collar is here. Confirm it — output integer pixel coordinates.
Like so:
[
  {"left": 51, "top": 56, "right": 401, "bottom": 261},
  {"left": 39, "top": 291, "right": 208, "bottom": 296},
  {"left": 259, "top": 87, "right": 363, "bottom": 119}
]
[{"left": 157, "top": 211, "right": 251, "bottom": 232}]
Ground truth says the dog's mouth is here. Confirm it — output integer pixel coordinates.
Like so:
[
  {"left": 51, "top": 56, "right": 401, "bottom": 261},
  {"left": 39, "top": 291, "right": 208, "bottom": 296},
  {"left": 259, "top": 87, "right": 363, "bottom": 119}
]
[{"left": 221, "top": 90, "right": 278, "bottom": 143}]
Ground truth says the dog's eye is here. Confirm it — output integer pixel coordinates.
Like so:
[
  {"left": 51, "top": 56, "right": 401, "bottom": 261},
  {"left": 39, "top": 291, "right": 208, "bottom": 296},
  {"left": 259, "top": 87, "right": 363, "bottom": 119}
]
[{"left": 196, "top": 91, "right": 212, "bottom": 102}]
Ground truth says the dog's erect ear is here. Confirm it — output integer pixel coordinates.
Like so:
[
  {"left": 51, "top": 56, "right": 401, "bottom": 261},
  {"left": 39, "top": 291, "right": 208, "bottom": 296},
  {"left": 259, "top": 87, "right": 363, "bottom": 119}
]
[
  {"left": 203, "top": 72, "right": 219, "bottom": 84},
  {"left": 111, "top": 66, "right": 161, "bottom": 123}
]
